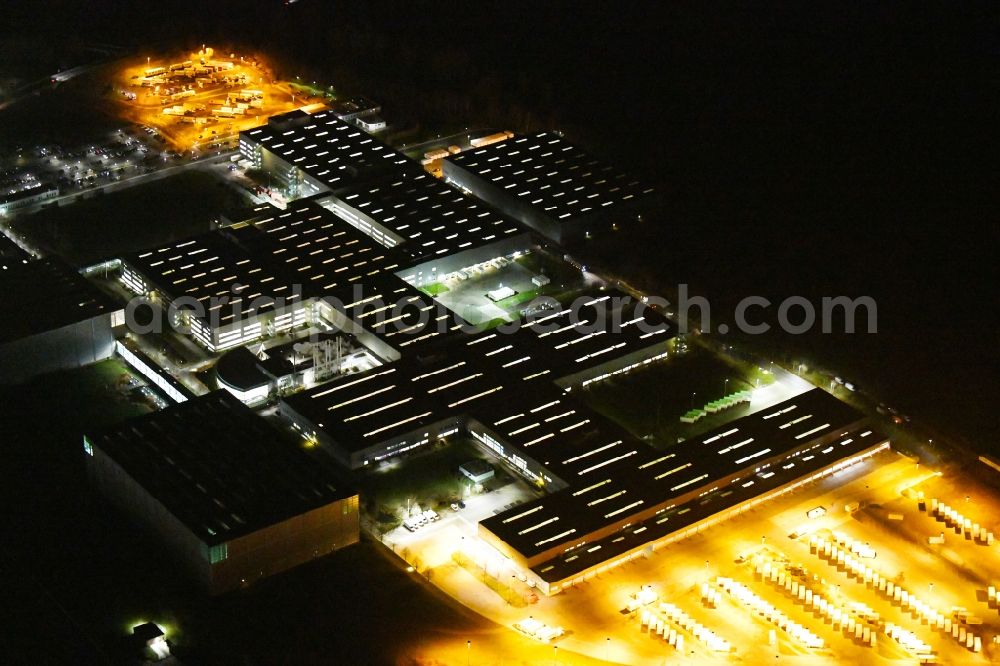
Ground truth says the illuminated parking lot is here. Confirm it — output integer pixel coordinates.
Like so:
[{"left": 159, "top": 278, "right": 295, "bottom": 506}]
[
  {"left": 114, "top": 47, "right": 316, "bottom": 153},
  {"left": 390, "top": 448, "right": 1000, "bottom": 664}
]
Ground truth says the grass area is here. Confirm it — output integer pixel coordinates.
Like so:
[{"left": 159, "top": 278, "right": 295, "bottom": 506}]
[
  {"left": 479, "top": 316, "right": 513, "bottom": 331},
  {"left": 577, "top": 342, "right": 773, "bottom": 447},
  {"left": 423, "top": 249, "right": 592, "bottom": 326},
  {"left": 0, "top": 359, "right": 152, "bottom": 434},
  {"left": 419, "top": 281, "right": 450, "bottom": 297},
  {"left": 513, "top": 249, "right": 594, "bottom": 307},
  {"left": 11, "top": 170, "right": 243, "bottom": 265},
  {"left": 288, "top": 80, "right": 335, "bottom": 98},
  {"left": 358, "top": 438, "right": 508, "bottom": 520},
  {"left": 492, "top": 283, "right": 595, "bottom": 312},
  {"left": 514, "top": 249, "right": 584, "bottom": 287}
]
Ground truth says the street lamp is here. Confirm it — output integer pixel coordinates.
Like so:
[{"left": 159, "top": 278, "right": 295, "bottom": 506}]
[{"left": 466, "top": 640, "right": 471, "bottom": 666}]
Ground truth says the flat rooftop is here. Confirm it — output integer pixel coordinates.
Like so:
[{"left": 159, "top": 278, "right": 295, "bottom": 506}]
[
  {"left": 87, "top": 391, "right": 355, "bottom": 545},
  {"left": 227, "top": 197, "right": 403, "bottom": 292},
  {"left": 480, "top": 388, "right": 871, "bottom": 561},
  {"left": 124, "top": 229, "right": 295, "bottom": 324},
  {"left": 330, "top": 96, "right": 380, "bottom": 117},
  {"left": 319, "top": 165, "right": 526, "bottom": 261},
  {"left": 283, "top": 354, "right": 503, "bottom": 452},
  {"left": 459, "top": 290, "right": 674, "bottom": 381},
  {"left": 242, "top": 110, "right": 410, "bottom": 191},
  {"left": 282, "top": 289, "right": 672, "bottom": 455},
  {"left": 0, "top": 258, "right": 118, "bottom": 344},
  {"left": 530, "top": 423, "right": 888, "bottom": 583},
  {"left": 219, "top": 201, "right": 282, "bottom": 227},
  {"left": 322, "top": 272, "right": 466, "bottom": 352},
  {"left": 446, "top": 132, "right": 656, "bottom": 222},
  {"left": 122, "top": 199, "right": 404, "bottom": 326},
  {"left": 469, "top": 385, "right": 639, "bottom": 483},
  {"left": 0, "top": 233, "right": 32, "bottom": 271}
]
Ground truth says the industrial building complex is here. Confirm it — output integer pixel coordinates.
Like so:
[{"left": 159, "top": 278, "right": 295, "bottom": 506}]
[
  {"left": 238, "top": 109, "right": 411, "bottom": 201},
  {"left": 4, "top": 102, "right": 896, "bottom": 616}
]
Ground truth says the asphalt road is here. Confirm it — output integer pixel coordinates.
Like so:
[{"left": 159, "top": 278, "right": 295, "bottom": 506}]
[{"left": 9, "top": 150, "right": 238, "bottom": 217}]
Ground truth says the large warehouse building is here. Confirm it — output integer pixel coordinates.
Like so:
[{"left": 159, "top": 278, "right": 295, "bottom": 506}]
[
  {"left": 238, "top": 109, "right": 411, "bottom": 200},
  {"left": 477, "top": 388, "right": 887, "bottom": 593},
  {"left": 277, "top": 280, "right": 886, "bottom": 594},
  {"left": 314, "top": 164, "right": 528, "bottom": 267},
  {"left": 443, "top": 132, "right": 658, "bottom": 244},
  {"left": 239, "top": 110, "right": 533, "bottom": 269},
  {"left": 119, "top": 198, "right": 427, "bottom": 352},
  {"left": 123, "top": 112, "right": 540, "bottom": 354},
  {"left": 0, "top": 258, "right": 123, "bottom": 385},
  {"left": 84, "top": 391, "right": 359, "bottom": 594},
  {"left": 278, "top": 290, "right": 674, "bottom": 472}
]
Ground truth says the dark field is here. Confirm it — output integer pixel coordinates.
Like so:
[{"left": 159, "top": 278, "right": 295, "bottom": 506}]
[
  {"left": 578, "top": 343, "right": 768, "bottom": 448},
  {"left": 0, "top": 64, "right": 120, "bottom": 153},
  {"left": 11, "top": 170, "right": 242, "bottom": 265}
]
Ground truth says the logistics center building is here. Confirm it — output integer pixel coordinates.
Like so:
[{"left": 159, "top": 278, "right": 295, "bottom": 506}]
[
  {"left": 278, "top": 291, "right": 675, "bottom": 472},
  {"left": 278, "top": 290, "right": 887, "bottom": 594},
  {"left": 443, "top": 132, "right": 658, "bottom": 244},
  {"left": 240, "top": 110, "right": 533, "bottom": 270},
  {"left": 314, "top": 165, "right": 528, "bottom": 268},
  {"left": 84, "top": 391, "right": 359, "bottom": 595},
  {"left": 103, "top": 255, "right": 889, "bottom": 597},
  {"left": 238, "top": 109, "right": 410, "bottom": 200},
  {"left": 121, "top": 109, "right": 538, "bottom": 353},
  {"left": 478, "top": 388, "right": 887, "bottom": 593},
  {"left": 120, "top": 198, "right": 416, "bottom": 352}
]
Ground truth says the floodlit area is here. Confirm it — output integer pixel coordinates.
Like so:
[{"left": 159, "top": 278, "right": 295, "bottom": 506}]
[
  {"left": 387, "top": 448, "right": 1000, "bottom": 664},
  {"left": 411, "top": 248, "right": 596, "bottom": 326},
  {"left": 113, "top": 47, "right": 319, "bottom": 153},
  {"left": 364, "top": 437, "right": 541, "bottom": 536}
]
